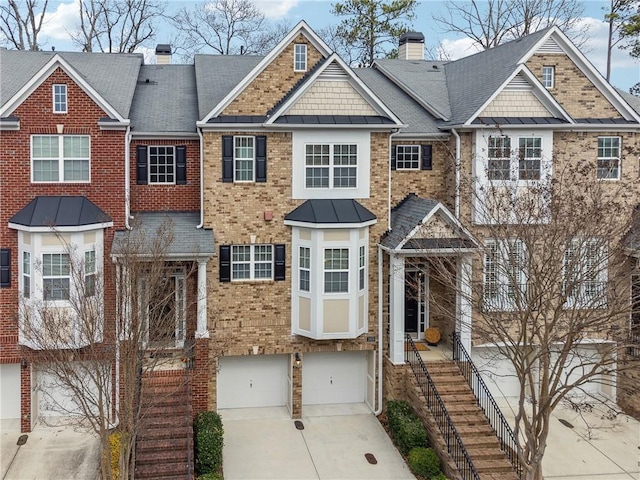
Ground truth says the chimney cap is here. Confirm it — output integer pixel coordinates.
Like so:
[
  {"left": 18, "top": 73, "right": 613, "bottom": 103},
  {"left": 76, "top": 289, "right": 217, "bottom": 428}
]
[
  {"left": 155, "top": 44, "right": 171, "bottom": 55},
  {"left": 399, "top": 32, "right": 425, "bottom": 45}
]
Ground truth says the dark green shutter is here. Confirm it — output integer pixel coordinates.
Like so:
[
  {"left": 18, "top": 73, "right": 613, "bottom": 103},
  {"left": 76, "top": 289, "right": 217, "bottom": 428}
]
[
  {"left": 222, "top": 136, "right": 234, "bottom": 182},
  {"left": 220, "top": 245, "right": 231, "bottom": 282},
  {"left": 255, "top": 136, "right": 267, "bottom": 182},
  {"left": 274, "top": 244, "right": 285, "bottom": 281},
  {"left": 176, "top": 146, "right": 187, "bottom": 185},
  {"left": 136, "top": 146, "right": 148, "bottom": 184},
  {"left": 0, "top": 249, "right": 10, "bottom": 288},
  {"left": 421, "top": 144, "right": 432, "bottom": 170}
]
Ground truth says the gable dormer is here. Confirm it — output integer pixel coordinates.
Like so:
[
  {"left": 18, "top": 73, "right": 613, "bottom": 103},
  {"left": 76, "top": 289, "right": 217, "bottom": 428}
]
[{"left": 479, "top": 73, "right": 555, "bottom": 118}]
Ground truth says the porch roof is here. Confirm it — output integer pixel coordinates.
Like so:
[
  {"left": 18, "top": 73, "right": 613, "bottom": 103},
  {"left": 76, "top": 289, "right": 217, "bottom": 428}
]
[{"left": 112, "top": 211, "right": 215, "bottom": 259}]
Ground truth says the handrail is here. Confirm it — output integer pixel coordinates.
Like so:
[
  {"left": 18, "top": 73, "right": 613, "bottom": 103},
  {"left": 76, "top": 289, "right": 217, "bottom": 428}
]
[
  {"left": 452, "top": 332, "right": 523, "bottom": 479},
  {"left": 184, "top": 340, "right": 194, "bottom": 480},
  {"left": 405, "top": 335, "right": 480, "bottom": 480}
]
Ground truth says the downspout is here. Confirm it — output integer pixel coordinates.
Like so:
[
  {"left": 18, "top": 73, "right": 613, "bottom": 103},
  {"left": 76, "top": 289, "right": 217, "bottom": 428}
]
[
  {"left": 452, "top": 128, "right": 461, "bottom": 218},
  {"left": 125, "top": 126, "right": 132, "bottom": 229},
  {"left": 375, "top": 244, "right": 384, "bottom": 415},
  {"left": 197, "top": 128, "right": 204, "bottom": 228}
]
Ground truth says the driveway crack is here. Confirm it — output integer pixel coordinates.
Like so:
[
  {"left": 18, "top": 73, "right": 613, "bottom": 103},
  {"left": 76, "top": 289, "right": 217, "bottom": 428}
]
[{"left": 299, "top": 426, "right": 321, "bottom": 479}]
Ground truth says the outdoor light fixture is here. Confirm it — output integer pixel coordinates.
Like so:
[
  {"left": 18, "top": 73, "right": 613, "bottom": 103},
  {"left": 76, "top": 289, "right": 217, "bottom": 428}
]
[
  {"left": 21, "top": 359, "right": 27, "bottom": 369},
  {"left": 294, "top": 352, "right": 302, "bottom": 369}
]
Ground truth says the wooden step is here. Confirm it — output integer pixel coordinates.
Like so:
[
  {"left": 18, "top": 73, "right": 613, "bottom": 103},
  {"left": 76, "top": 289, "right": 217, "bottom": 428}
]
[{"left": 473, "top": 458, "right": 516, "bottom": 474}]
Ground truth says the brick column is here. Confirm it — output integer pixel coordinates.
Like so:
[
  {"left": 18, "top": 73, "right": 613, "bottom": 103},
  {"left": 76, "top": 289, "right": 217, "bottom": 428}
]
[
  {"left": 191, "top": 338, "right": 210, "bottom": 415},
  {"left": 291, "top": 353, "right": 303, "bottom": 419},
  {"left": 20, "top": 362, "right": 31, "bottom": 432}
]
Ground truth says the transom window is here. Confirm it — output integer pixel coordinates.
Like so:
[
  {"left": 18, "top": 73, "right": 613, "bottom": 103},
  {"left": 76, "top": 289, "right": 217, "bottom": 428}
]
[
  {"left": 542, "top": 66, "right": 554, "bottom": 88},
  {"left": 294, "top": 44, "right": 307, "bottom": 71},
  {"left": 149, "top": 146, "right": 175, "bottom": 184},
  {"left": 299, "top": 246, "right": 310, "bottom": 292},
  {"left": 597, "top": 136, "right": 620, "bottom": 180},
  {"left": 231, "top": 244, "right": 273, "bottom": 280},
  {"left": 234, "top": 136, "right": 255, "bottom": 182},
  {"left": 324, "top": 248, "right": 349, "bottom": 293},
  {"left": 396, "top": 145, "right": 420, "bottom": 170},
  {"left": 305, "top": 144, "right": 357, "bottom": 189},
  {"left": 53, "top": 84, "right": 67, "bottom": 113},
  {"left": 42, "top": 253, "right": 71, "bottom": 301},
  {"left": 32, "top": 135, "right": 90, "bottom": 182},
  {"left": 487, "top": 136, "right": 511, "bottom": 180},
  {"left": 518, "top": 137, "right": 542, "bottom": 180}
]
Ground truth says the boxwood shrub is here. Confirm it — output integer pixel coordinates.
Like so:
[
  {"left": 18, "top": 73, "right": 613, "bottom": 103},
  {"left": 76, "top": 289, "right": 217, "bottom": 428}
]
[
  {"left": 194, "top": 411, "right": 224, "bottom": 476},
  {"left": 407, "top": 447, "right": 441, "bottom": 479},
  {"left": 386, "top": 400, "right": 427, "bottom": 455}
]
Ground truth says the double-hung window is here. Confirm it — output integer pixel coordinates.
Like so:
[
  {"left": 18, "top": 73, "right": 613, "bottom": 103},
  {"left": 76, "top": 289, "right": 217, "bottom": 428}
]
[
  {"left": 42, "top": 253, "right": 71, "bottom": 301},
  {"left": 324, "top": 248, "right": 349, "bottom": 293},
  {"left": 597, "top": 137, "right": 620, "bottom": 180},
  {"left": 149, "top": 146, "right": 175, "bottom": 184},
  {"left": 231, "top": 244, "right": 273, "bottom": 280},
  {"left": 359, "top": 246, "right": 366, "bottom": 291},
  {"left": 85, "top": 250, "right": 96, "bottom": 297},
  {"left": 518, "top": 137, "right": 542, "bottom": 180},
  {"left": 487, "top": 136, "right": 511, "bottom": 180},
  {"left": 299, "top": 247, "right": 310, "bottom": 292},
  {"left": 542, "top": 66, "right": 554, "bottom": 88},
  {"left": 484, "top": 239, "right": 526, "bottom": 310},
  {"left": 32, "top": 135, "right": 90, "bottom": 182},
  {"left": 305, "top": 144, "right": 357, "bottom": 189},
  {"left": 563, "top": 238, "right": 607, "bottom": 308},
  {"left": 294, "top": 44, "right": 307, "bottom": 71},
  {"left": 234, "top": 136, "right": 255, "bottom": 182},
  {"left": 23, "top": 251, "right": 31, "bottom": 299},
  {"left": 396, "top": 145, "right": 420, "bottom": 170},
  {"left": 53, "top": 84, "right": 67, "bottom": 113}
]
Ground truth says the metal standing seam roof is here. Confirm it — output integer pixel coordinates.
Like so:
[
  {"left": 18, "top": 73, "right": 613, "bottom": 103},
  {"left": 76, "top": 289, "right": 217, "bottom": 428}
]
[
  {"left": 285, "top": 199, "right": 376, "bottom": 224},
  {"left": 112, "top": 211, "right": 215, "bottom": 258},
  {"left": 9, "top": 196, "right": 112, "bottom": 227},
  {"left": 0, "top": 49, "right": 143, "bottom": 118}
]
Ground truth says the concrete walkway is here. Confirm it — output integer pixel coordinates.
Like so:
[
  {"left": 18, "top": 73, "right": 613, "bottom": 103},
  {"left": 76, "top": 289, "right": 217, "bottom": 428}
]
[{"left": 220, "top": 403, "right": 416, "bottom": 480}]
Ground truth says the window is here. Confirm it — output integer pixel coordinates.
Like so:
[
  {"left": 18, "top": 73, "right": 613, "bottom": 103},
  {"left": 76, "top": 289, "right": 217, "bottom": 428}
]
[
  {"left": 299, "top": 247, "right": 310, "bottom": 292},
  {"left": 231, "top": 244, "right": 273, "bottom": 280},
  {"left": 32, "top": 135, "right": 90, "bottom": 182},
  {"left": 359, "top": 246, "right": 366, "bottom": 291},
  {"left": 484, "top": 239, "right": 526, "bottom": 310},
  {"left": 234, "top": 136, "right": 255, "bottom": 182},
  {"left": 518, "top": 137, "right": 541, "bottom": 180},
  {"left": 542, "top": 66, "right": 554, "bottom": 88},
  {"left": 324, "top": 248, "right": 349, "bottom": 293},
  {"left": 396, "top": 145, "right": 420, "bottom": 170},
  {"left": 597, "top": 137, "right": 620, "bottom": 180},
  {"left": 487, "top": 136, "right": 511, "bottom": 180},
  {"left": 53, "top": 84, "right": 67, "bottom": 113},
  {"left": 305, "top": 144, "right": 357, "bottom": 189},
  {"left": 221, "top": 136, "right": 266, "bottom": 183},
  {"left": 294, "top": 44, "right": 307, "bottom": 71},
  {"left": 84, "top": 250, "right": 95, "bottom": 297},
  {"left": 23, "top": 251, "right": 30, "bottom": 298},
  {"left": 42, "top": 253, "right": 70, "bottom": 301},
  {"left": 563, "top": 238, "right": 607, "bottom": 308},
  {"left": 149, "top": 146, "right": 175, "bottom": 184}
]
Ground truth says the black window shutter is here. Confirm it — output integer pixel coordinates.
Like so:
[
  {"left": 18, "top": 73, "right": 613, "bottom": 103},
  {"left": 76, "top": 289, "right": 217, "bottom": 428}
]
[
  {"left": 176, "top": 146, "right": 187, "bottom": 185},
  {"left": 255, "top": 136, "right": 267, "bottom": 182},
  {"left": 222, "top": 136, "right": 234, "bottom": 182},
  {"left": 220, "top": 245, "right": 231, "bottom": 282},
  {"left": 421, "top": 144, "right": 433, "bottom": 170},
  {"left": 390, "top": 145, "right": 397, "bottom": 170},
  {"left": 274, "top": 244, "right": 286, "bottom": 281},
  {"left": 0, "top": 248, "right": 10, "bottom": 288},
  {"left": 136, "top": 146, "right": 148, "bottom": 184}
]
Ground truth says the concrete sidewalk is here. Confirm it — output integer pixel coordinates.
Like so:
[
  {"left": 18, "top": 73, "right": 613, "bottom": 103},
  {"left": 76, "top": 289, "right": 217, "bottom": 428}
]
[{"left": 1, "top": 425, "right": 100, "bottom": 480}]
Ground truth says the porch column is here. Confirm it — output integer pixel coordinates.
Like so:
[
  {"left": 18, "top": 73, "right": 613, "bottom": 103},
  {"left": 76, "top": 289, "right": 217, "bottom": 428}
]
[
  {"left": 456, "top": 255, "right": 472, "bottom": 353},
  {"left": 390, "top": 253, "right": 405, "bottom": 365},
  {"left": 195, "top": 260, "right": 209, "bottom": 338}
]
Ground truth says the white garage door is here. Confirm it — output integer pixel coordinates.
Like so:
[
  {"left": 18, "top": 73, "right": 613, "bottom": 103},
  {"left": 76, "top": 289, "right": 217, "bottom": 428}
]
[
  {"left": 303, "top": 351, "right": 366, "bottom": 405},
  {"left": 0, "top": 364, "right": 21, "bottom": 428},
  {"left": 217, "top": 355, "right": 288, "bottom": 409},
  {"left": 551, "top": 345, "right": 609, "bottom": 398},
  {"left": 472, "top": 347, "right": 522, "bottom": 399}
]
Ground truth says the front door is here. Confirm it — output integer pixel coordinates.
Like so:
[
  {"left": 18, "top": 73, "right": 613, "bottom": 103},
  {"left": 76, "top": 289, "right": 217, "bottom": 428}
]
[
  {"left": 405, "top": 269, "right": 428, "bottom": 338},
  {"left": 141, "top": 268, "right": 186, "bottom": 349}
]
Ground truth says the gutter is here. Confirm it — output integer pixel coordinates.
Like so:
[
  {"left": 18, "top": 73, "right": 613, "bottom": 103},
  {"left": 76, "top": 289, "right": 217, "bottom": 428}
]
[
  {"left": 375, "top": 244, "right": 384, "bottom": 415},
  {"left": 452, "top": 128, "right": 461, "bottom": 218},
  {"left": 125, "top": 126, "right": 132, "bottom": 229},
  {"left": 197, "top": 128, "right": 204, "bottom": 229}
]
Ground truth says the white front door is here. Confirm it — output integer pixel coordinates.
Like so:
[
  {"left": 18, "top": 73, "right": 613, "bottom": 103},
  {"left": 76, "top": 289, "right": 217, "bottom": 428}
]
[{"left": 302, "top": 351, "right": 366, "bottom": 405}]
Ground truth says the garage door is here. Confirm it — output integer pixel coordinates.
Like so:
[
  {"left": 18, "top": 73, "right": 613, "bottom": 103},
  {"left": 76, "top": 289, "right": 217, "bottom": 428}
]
[
  {"left": 0, "top": 364, "right": 21, "bottom": 428},
  {"left": 551, "top": 345, "right": 609, "bottom": 398},
  {"left": 472, "top": 347, "right": 522, "bottom": 399},
  {"left": 217, "top": 355, "right": 289, "bottom": 409},
  {"left": 303, "top": 351, "right": 366, "bottom": 405}
]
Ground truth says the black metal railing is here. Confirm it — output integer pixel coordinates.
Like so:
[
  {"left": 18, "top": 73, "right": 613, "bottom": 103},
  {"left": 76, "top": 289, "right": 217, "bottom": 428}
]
[
  {"left": 184, "top": 341, "right": 194, "bottom": 480},
  {"left": 452, "top": 332, "right": 523, "bottom": 479},
  {"left": 405, "top": 335, "right": 480, "bottom": 480}
]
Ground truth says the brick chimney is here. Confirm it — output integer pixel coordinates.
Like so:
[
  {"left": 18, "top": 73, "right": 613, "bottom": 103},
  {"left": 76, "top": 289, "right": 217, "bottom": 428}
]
[
  {"left": 398, "top": 32, "right": 424, "bottom": 60},
  {"left": 155, "top": 44, "right": 172, "bottom": 65}
]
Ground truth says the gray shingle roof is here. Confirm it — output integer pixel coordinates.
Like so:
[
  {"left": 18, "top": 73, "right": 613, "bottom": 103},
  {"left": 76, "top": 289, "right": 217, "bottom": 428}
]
[
  {"left": 9, "top": 196, "right": 112, "bottom": 227},
  {"left": 0, "top": 49, "right": 143, "bottom": 118},
  {"left": 113, "top": 212, "right": 215, "bottom": 258},
  {"left": 381, "top": 194, "right": 439, "bottom": 249},
  {"left": 355, "top": 67, "right": 441, "bottom": 135},
  {"left": 285, "top": 199, "right": 376, "bottom": 224},
  {"left": 130, "top": 65, "right": 198, "bottom": 133},
  {"left": 194, "top": 55, "right": 263, "bottom": 120},
  {"left": 614, "top": 88, "right": 640, "bottom": 115}
]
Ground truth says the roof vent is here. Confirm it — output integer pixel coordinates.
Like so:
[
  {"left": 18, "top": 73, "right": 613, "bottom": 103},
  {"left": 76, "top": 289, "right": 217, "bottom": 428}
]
[
  {"left": 398, "top": 32, "right": 424, "bottom": 60},
  {"left": 155, "top": 44, "right": 172, "bottom": 65}
]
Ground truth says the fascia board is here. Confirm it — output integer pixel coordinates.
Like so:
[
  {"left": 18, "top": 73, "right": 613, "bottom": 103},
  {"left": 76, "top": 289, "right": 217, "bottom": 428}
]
[
  {"left": 8, "top": 221, "right": 114, "bottom": 233},
  {"left": 283, "top": 219, "right": 377, "bottom": 229}
]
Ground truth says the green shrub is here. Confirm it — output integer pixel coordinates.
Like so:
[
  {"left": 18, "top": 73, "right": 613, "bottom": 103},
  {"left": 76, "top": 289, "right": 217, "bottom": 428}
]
[
  {"left": 197, "top": 473, "right": 224, "bottom": 480},
  {"left": 194, "top": 411, "right": 224, "bottom": 475},
  {"left": 431, "top": 473, "right": 449, "bottom": 480},
  {"left": 407, "top": 447, "right": 441, "bottom": 479},
  {"left": 386, "top": 400, "right": 427, "bottom": 455}
]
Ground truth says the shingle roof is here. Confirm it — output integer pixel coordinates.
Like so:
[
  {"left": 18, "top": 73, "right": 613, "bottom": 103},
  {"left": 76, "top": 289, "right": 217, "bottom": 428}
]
[
  {"left": 194, "top": 54, "right": 263, "bottom": 120},
  {"left": 0, "top": 49, "right": 143, "bottom": 118},
  {"left": 285, "top": 199, "right": 376, "bottom": 224},
  {"left": 9, "top": 196, "right": 112, "bottom": 227},
  {"left": 113, "top": 212, "right": 215, "bottom": 258},
  {"left": 130, "top": 65, "right": 198, "bottom": 133},
  {"left": 616, "top": 88, "right": 640, "bottom": 115},
  {"left": 381, "top": 194, "right": 439, "bottom": 249}
]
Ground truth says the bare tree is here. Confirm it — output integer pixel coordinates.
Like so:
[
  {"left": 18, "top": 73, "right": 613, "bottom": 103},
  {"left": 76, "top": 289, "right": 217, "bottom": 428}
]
[
  {"left": 69, "top": 0, "right": 165, "bottom": 53},
  {"left": 432, "top": 0, "right": 588, "bottom": 50},
  {"left": 404, "top": 138, "right": 639, "bottom": 480},
  {"left": 0, "top": 0, "right": 49, "bottom": 50},
  {"left": 604, "top": 0, "right": 638, "bottom": 81}
]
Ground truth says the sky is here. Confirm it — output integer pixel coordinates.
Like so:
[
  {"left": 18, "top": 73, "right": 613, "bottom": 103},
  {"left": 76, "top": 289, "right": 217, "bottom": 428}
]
[{"left": 37, "top": 0, "right": 640, "bottom": 92}]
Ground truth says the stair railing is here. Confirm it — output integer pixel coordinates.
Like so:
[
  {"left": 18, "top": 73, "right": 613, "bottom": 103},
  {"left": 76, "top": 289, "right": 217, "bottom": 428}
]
[
  {"left": 452, "top": 331, "right": 523, "bottom": 479},
  {"left": 405, "top": 335, "right": 480, "bottom": 480},
  {"left": 184, "top": 340, "right": 194, "bottom": 480}
]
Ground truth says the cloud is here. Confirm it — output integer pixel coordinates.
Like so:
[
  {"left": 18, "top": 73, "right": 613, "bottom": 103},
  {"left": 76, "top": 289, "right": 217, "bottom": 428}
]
[
  {"left": 252, "top": 0, "right": 299, "bottom": 20},
  {"left": 40, "top": 0, "right": 79, "bottom": 45}
]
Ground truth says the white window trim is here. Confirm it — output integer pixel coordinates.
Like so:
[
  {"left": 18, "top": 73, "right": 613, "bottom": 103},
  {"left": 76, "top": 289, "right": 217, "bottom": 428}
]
[
  {"left": 396, "top": 145, "right": 421, "bottom": 170},
  {"left": 299, "top": 246, "right": 311, "bottom": 292},
  {"left": 542, "top": 66, "right": 555, "bottom": 89},
  {"left": 359, "top": 245, "right": 366, "bottom": 291},
  {"left": 31, "top": 134, "right": 91, "bottom": 183},
  {"left": 234, "top": 136, "right": 255, "bottom": 183},
  {"left": 42, "top": 252, "right": 71, "bottom": 302},
  {"left": 596, "top": 136, "right": 621, "bottom": 181},
  {"left": 323, "top": 247, "right": 350, "bottom": 294},
  {"left": 22, "top": 251, "right": 31, "bottom": 299},
  {"left": 304, "top": 143, "right": 358, "bottom": 190},
  {"left": 517, "top": 136, "right": 542, "bottom": 181},
  {"left": 563, "top": 238, "right": 608, "bottom": 309},
  {"left": 53, "top": 84, "right": 67, "bottom": 113},
  {"left": 231, "top": 244, "right": 274, "bottom": 281},
  {"left": 483, "top": 239, "right": 527, "bottom": 311},
  {"left": 294, "top": 43, "right": 307, "bottom": 72},
  {"left": 486, "top": 135, "right": 511, "bottom": 181},
  {"left": 148, "top": 145, "right": 176, "bottom": 185}
]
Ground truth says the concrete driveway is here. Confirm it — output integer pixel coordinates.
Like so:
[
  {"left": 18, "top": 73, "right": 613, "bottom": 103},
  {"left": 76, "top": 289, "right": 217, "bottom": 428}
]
[
  {"left": 1, "top": 425, "right": 100, "bottom": 480},
  {"left": 220, "top": 403, "right": 416, "bottom": 480}
]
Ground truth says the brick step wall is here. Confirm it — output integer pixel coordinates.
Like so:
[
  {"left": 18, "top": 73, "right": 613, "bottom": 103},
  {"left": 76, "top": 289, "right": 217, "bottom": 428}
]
[{"left": 135, "top": 373, "right": 194, "bottom": 480}]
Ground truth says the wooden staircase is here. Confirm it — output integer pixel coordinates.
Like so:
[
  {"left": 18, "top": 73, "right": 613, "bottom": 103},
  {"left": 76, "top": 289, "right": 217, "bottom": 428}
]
[
  {"left": 135, "top": 374, "right": 194, "bottom": 480},
  {"left": 427, "top": 360, "right": 519, "bottom": 480}
]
